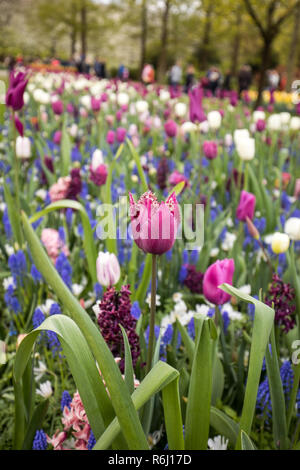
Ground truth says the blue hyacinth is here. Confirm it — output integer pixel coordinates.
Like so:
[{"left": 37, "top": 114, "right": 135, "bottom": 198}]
[
  {"left": 87, "top": 430, "right": 96, "bottom": 450},
  {"left": 32, "top": 430, "right": 47, "bottom": 450},
  {"left": 61, "top": 390, "right": 72, "bottom": 411}
]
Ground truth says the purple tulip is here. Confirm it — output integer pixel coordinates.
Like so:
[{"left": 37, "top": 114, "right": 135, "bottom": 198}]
[
  {"left": 52, "top": 100, "right": 64, "bottom": 115},
  {"left": 203, "top": 259, "right": 235, "bottom": 305},
  {"left": 189, "top": 86, "right": 206, "bottom": 123},
  {"left": 90, "top": 164, "right": 108, "bottom": 186},
  {"left": 6, "top": 71, "right": 28, "bottom": 111},
  {"left": 116, "top": 127, "right": 127, "bottom": 143},
  {"left": 203, "top": 141, "right": 218, "bottom": 160},
  {"left": 14, "top": 115, "right": 24, "bottom": 137},
  {"left": 256, "top": 119, "right": 266, "bottom": 132},
  {"left": 236, "top": 190, "right": 256, "bottom": 221},
  {"left": 106, "top": 130, "right": 115, "bottom": 145},
  {"left": 164, "top": 120, "right": 178, "bottom": 138}
]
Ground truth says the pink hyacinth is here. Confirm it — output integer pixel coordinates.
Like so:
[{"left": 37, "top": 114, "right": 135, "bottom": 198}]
[
  {"left": 236, "top": 190, "right": 256, "bottom": 221},
  {"left": 49, "top": 176, "right": 71, "bottom": 203},
  {"left": 203, "top": 259, "right": 235, "bottom": 305},
  {"left": 129, "top": 191, "right": 180, "bottom": 255},
  {"left": 41, "top": 228, "right": 69, "bottom": 264},
  {"left": 203, "top": 140, "right": 218, "bottom": 160}
]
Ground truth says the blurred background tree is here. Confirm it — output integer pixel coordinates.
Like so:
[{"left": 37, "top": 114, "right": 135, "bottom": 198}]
[{"left": 0, "top": 0, "right": 300, "bottom": 91}]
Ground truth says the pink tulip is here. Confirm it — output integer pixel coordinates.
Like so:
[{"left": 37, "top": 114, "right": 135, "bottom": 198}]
[
  {"left": 116, "top": 127, "right": 127, "bottom": 143},
  {"left": 129, "top": 191, "right": 180, "bottom": 255},
  {"left": 169, "top": 170, "right": 189, "bottom": 189},
  {"left": 203, "top": 141, "right": 218, "bottom": 160},
  {"left": 91, "top": 96, "right": 101, "bottom": 112},
  {"left": 164, "top": 120, "right": 178, "bottom": 138},
  {"left": 53, "top": 130, "right": 62, "bottom": 145},
  {"left": 41, "top": 228, "right": 69, "bottom": 264},
  {"left": 96, "top": 251, "right": 120, "bottom": 287},
  {"left": 294, "top": 178, "right": 300, "bottom": 199},
  {"left": 236, "top": 190, "right": 256, "bottom": 221},
  {"left": 106, "top": 130, "right": 115, "bottom": 145},
  {"left": 203, "top": 259, "right": 235, "bottom": 305},
  {"left": 116, "top": 110, "right": 122, "bottom": 122},
  {"left": 89, "top": 164, "right": 108, "bottom": 186}
]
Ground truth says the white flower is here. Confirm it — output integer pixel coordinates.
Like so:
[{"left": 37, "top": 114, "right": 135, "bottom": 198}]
[
  {"left": 253, "top": 110, "right": 265, "bottom": 123},
  {"left": 267, "top": 114, "right": 281, "bottom": 131},
  {"left": 290, "top": 116, "right": 300, "bottom": 131},
  {"left": 80, "top": 95, "right": 91, "bottom": 109},
  {"left": 117, "top": 92, "right": 129, "bottom": 107},
  {"left": 236, "top": 137, "right": 255, "bottom": 161},
  {"left": 5, "top": 245, "right": 14, "bottom": 256},
  {"left": 199, "top": 120, "right": 209, "bottom": 133},
  {"left": 239, "top": 285, "right": 251, "bottom": 295},
  {"left": 33, "top": 89, "right": 50, "bottom": 104},
  {"left": 3, "top": 276, "right": 15, "bottom": 290},
  {"left": 72, "top": 284, "right": 85, "bottom": 296},
  {"left": 233, "top": 129, "right": 250, "bottom": 145},
  {"left": 207, "top": 111, "right": 222, "bottom": 130},
  {"left": 174, "top": 102, "right": 187, "bottom": 118},
  {"left": 159, "top": 90, "right": 170, "bottom": 102},
  {"left": 68, "top": 123, "right": 78, "bottom": 138},
  {"left": 135, "top": 100, "right": 149, "bottom": 114},
  {"left": 35, "top": 189, "right": 47, "bottom": 200},
  {"left": 195, "top": 304, "right": 211, "bottom": 317},
  {"left": 34, "top": 361, "right": 47, "bottom": 381},
  {"left": 91, "top": 149, "right": 104, "bottom": 170},
  {"left": 208, "top": 435, "right": 229, "bottom": 450},
  {"left": 280, "top": 112, "right": 291, "bottom": 125},
  {"left": 224, "top": 133, "right": 233, "bottom": 147},
  {"left": 16, "top": 136, "right": 31, "bottom": 159},
  {"left": 0, "top": 341, "right": 6, "bottom": 365},
  {"left": 222, "top": 303, "right": 243, "bottom": 321},
  {"left": 284, "top": 217, "right": 300, "bottom": 241},
  {"left": 271, "top": 232, "right": 290, "bottom": 254},
  {"left": 221, "top": 232, "right": 237, "bottom": 251},
  {"left": 146, "top": 293, "right": 161, "bottom": 308},
  {"left": 210, "top": 247, "right": 220, "bottom": 257},
  {"left": 36, "top": 380, "right": 53, "bottom": 399},
  {"left": 172, "top": 292, "right": 183, "bottom": 303},
  {"left": 180, "top": 121, "right": 197, "bottom": 134}
]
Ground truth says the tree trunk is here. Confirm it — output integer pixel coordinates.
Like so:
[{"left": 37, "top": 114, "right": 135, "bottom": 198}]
[
  {"left": 80, "top": 0, "right": 87, "bottom": 58},
  {"left": 140, "top": 0, "right": 147, "bottom": 74},
  {"left": 255, "top": 39, "right": 272, "bottom": 108},
  {"left": 157, "top": 0, "right": 171, "bottom": 83},
  {"left": 230, "top": 8, "right": 242, "bottom": 77},
  {"left": 70, "top": 0, "right": 78, "bottom": 57},
  {"left": 201, "top": 0, "right": 214, "bottom": 71},
  {"left": 286, "top": 1, "right": 300, "bottom": 90}
]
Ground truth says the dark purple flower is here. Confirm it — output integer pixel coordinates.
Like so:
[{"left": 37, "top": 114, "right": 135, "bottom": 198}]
[
  {"left": 96, "top": 285, "right": 140, "bottom": 371},
  {"left": 265, "top": 274, "right": 296, "bottom": 333},
  {"left": 52, "top": 100, "right": 64, "bottom": 115},
  {"left": 157, "top": 157, "right": 169, "bottom": 190},
  {"left": 6, "top": 71, "right": 28, "bottom": 111},
  {"left": 14, "top": 115, "right": 24, "bottom": 136},
  {"left": 66, "top": 168, "right": 82, "bottom": 200},
  {"left": 184, "top": 264, "right": 204, "bottom": 294}
]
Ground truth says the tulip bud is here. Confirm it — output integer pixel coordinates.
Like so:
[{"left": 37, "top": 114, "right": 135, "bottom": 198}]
[
  {"left": 96, "top": 252, "right": 121, "bottom": 287},
  {"left": 246, "top": 217, "right": 260, "bottom": 240},
  {"left": 203, "top": 259, "right": 235, "bottom": 305},
  {"left": 271, "top": 232, "right": 290, "bottom": 254}
]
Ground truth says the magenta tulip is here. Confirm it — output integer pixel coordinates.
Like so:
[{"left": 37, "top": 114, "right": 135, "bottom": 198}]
[
  {"left": 256, "top": 119, "right": 266, "bottom": 132},
  {"left": 116, "top": 127, "right": 127, "bottom": 143},
  {"left": 203, "top": 141, "right": 218, "bottom": 160},
  {"left": 164, "top": 120, "right": 178, "bottom": 138},
  {"left": 6, "top": 71, "right": 28, "bottom": 111},
  {"left": 106, "top": 130, "right": 115, "bottom": 145},
  {"left": 14, "top": 115, "right": 24, "bottom": 137},
  {"left": 189, "top": 85, "right": 206, "bottom": 123},
  {"left": 236, "top": 190, "right": 256, "bottom": 221},
  {"left": 53, "top": 130, "right": 62, "bottom": 145},
  {"left": 203, "top": 259, "right": 235, "bottom": 305},
  {"left": 52, "top": 100, "right": 64, "bottom": 115},
  {"left": 169, "top": 170, "right": 189, "bottom": 189},
  {"left": 91, "top": 96, "right": 101, "bottom": 112},
  {"left": 90, "top": 164, "right": 108, "bottom": 186},
  {"left": 129, "top": 191, "right": 180, "bottom": 255}
]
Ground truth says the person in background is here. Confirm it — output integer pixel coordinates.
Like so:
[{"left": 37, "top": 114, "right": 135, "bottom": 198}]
[
  {"left": 238, "top": 64, "right": 252, "bottom": 98},
  {"left": 184, "top": 64, "right": 196, "bottom": 93},
  {"left": 141, "top": 64, "right": 155, "bottom": 85},
  {"left": 267, "top": 69, "right": 280, "bottom": 91},
  {"left": 170, "top": 60, "right": 182, "bottom": 88},
  {"left": 206, "top": 66, "right": 222, "bottom": 96},
  {"left": 94, "top": 57, "right": 106, "bottom": 79}
]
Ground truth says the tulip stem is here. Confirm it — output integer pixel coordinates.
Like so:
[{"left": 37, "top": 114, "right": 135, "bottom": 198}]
[{"left": 146, "top": 254, "right": 157, "bottom": 374}]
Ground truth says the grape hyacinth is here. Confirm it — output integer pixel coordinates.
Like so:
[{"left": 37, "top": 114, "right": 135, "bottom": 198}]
[{"left": 32, "top": 430, "right": 48, "bottom": 450}]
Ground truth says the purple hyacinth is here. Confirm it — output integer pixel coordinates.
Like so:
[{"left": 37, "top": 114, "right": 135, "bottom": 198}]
[
  {"left": 183, "top": 264, "right": 204, "bottom": 294},
  {"left": 96, "top": 285, "right": 140, "bottom": 371},
  {"left": 265, "top": 274, "right": 296, "bottom": 333}
]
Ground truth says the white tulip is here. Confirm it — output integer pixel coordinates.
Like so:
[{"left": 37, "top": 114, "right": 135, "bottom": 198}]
[
  {"left": 236, "top": 137, "right": 255, "bottom": 161},
  {"left": 253, "top": 110, "right": 266, "bottom": 123},
  {"left": 234, "top": 129, "right": 250, "bottom": 145},
  {"left": 284, "top": 217, "right": 300, "bottom": 241},
  {"left": 271, "top": 232, "right": 290, "bottom": 254},
  {"left": 91, "top": 149, "right": 104, "bottom": 170},
  {"left": 268, "top": 114, "right": 281, "bottom": 131},
  {"left": 117, "top": 92, "right": 129, "bottom": 107},
  {"left": 135, "top": 100, "right": 149, "bottom": 114},
  {"left": 224, "top": 133, "right": 233, "bottom": 147},
  {"left": 199, "top": 120, "right": 209, "bottom": 133},
  {"left": 180, "top": 121, "right": 197, "bottom": 134},
  {"left": 16, "top": 136, "right": 31, "bottom": 159},
  {"left": 207, "top": 111, "right": 222, "bottom": 130},
  {"left": 174, "top": 102, "right": 187, "bottom": 118},
  {"left": 33, "top": 89, "right": 50, "bottom": 104},
  {"left": 290, "top": 117, "right": 300, "bottom": 131},
  {"left": 159, "top": 90, "right": 170, "bottom": 102},
  {"left": 96, "top": 252, "right": 120, "bottom": 287},
  {"left": 80, "top": 95, "right": 91, "bottom": 109},
  {"left": 280, "top": 112, "right": 291, "bottom": 125},
  {"left": 68, "top": 123, "right": 78, "bottom": 138}
]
